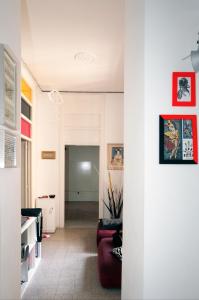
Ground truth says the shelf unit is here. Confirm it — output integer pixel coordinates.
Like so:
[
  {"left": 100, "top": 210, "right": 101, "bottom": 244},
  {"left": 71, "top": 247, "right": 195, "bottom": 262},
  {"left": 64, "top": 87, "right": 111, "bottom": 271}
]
[
  {"left": 21, "top": 217, "right": 41, "bottom": 297},
  {"left": 21, "top": 78, "right": 32, "bottom": 141},
  {"left": 21, "top": 78, "right": 32, "bottom": 208}
]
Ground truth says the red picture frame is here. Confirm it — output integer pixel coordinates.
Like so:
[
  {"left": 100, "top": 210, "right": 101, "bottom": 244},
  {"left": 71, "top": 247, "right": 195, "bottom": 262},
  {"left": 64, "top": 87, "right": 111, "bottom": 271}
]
[
  {"left": 159, "top": 115, "right": 198, "bottom": 164},
  {"left": 172, "top": 72, "right": 196, "bottom": 106}
]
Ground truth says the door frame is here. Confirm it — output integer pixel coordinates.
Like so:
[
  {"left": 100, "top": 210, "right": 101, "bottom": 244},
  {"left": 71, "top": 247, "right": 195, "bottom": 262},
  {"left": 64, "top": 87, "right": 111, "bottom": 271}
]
[
  {"left": 21, "top": 139, "right": 32, "bottom": 208},
  {"left": 59, "top": 143, "right": 104, "bottom": 228}
]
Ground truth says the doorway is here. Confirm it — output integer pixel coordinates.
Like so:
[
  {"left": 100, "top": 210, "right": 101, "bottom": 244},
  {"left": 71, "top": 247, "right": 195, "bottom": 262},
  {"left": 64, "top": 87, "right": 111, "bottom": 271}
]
[
  {"left": 64, "top": 145, "right": 99, "bottom": 228},
  {"left": 21, "top": 139, "right": 31, "bottom": 208}
]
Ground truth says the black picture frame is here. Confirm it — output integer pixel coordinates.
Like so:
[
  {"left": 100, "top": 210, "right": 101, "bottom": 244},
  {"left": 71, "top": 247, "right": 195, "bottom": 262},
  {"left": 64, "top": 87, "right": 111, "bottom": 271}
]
[{"left": 159, "top": 115, "right": 198, "bottom": 164}]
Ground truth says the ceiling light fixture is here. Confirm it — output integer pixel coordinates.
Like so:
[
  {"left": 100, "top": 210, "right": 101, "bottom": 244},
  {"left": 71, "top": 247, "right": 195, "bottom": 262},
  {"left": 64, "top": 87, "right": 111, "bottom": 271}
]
[
  {"left": 48, "top": 89, "right": 63, "bottom": 104},
  {"left": 74, "top": 51, "right": 96, "bottom": 64},
  {"left": 183, "top": 32, "right": 199, "bottom": 73}
]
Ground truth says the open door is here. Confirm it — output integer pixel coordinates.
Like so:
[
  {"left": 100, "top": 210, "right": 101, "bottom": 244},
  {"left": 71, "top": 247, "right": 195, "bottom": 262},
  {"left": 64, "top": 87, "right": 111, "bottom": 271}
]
[{"left": 64, "top": 145, "right": 99, "bottom": 227}]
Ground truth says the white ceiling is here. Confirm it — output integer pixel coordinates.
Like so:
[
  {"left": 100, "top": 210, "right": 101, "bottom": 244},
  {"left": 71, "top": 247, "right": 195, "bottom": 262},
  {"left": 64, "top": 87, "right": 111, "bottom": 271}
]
[{"left": 21, "top": 0, "right": 124, "bottom": 92}]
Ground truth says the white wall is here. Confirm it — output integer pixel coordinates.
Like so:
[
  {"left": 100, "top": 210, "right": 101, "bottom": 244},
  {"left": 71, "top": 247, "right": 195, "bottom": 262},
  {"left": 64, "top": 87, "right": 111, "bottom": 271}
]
[
  {"left": 34, "top": 92, "right": 60, "bottom": 225},
  {"left": 0, "top": 1, "right": 21, "bottom": 299},
  {"left": 34, "top": 92, "right": 123, "bottom": 227},
  {"left": 122, "top": 0, "right": 145, "bottom": 299},
  {"left": 123, "top": 0, "right": 199, "bottom": 299},
  {"left": 144, "top": 1, "right": 199, "bottom": 299}
]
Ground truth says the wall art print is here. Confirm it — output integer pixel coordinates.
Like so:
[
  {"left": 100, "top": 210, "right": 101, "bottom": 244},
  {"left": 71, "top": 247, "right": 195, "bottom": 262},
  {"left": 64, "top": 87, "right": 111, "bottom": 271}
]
[
  {"left": 159, "top": 115, "right": 198, "bottom": 164},
  {"left": 107, "top": 143, "right": 123, "bottom": 170},
  {"left": 0, "top": 45, "right": 17, "bottom": 130},
  {"left": 172, "top": 72, "right": 196, "bottom": 106},
  {"left": 41, "top": 151, "right": 56, "bottom": 159},
  {"left": 0, "top": 128, "right": 17, "bottom": 168}
]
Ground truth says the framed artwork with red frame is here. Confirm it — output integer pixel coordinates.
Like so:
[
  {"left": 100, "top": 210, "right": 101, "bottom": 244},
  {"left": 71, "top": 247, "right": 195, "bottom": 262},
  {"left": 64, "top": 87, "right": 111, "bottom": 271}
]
[
  {"left": 159, "top": 115, "right": 198, "bottom": 164},
  {"left": 172, "top": 72, "right": 196, "bottom": 106}
]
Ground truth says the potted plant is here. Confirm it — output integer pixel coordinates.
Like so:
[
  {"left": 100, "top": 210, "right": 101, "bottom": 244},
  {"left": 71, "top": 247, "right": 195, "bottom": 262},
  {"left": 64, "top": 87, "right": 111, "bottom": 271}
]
[{"left": 103, "top": 172, "right": 123, "bottom": 219}]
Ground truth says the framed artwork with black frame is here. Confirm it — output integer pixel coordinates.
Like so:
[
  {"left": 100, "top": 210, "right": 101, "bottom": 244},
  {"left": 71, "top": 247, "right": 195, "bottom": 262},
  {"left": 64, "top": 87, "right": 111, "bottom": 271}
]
[
  {"left": 159, "top": 115, "right": 198, "bottom": 164},
  {"left": 172, "top": 72, "right": 196, "bottom": 106}
]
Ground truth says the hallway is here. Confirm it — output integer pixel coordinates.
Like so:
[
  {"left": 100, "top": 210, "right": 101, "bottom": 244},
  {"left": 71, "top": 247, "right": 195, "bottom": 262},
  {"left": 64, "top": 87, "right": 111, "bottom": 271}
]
[
  {"left": 65, "top": 201, "right": 99, "bottom": 228},
  {"left": 22, "top": 202, "right": 121, "bottom": 300}
]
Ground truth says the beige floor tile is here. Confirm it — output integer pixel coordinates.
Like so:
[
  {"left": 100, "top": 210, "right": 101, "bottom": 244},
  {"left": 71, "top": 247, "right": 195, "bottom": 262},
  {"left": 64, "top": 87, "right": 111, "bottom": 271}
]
[
  {"left": 22, "top": 202, "right": 121, "bottom": 300},
  {"left": 54, "top": 293, "right": 74, "bottom": 300}
]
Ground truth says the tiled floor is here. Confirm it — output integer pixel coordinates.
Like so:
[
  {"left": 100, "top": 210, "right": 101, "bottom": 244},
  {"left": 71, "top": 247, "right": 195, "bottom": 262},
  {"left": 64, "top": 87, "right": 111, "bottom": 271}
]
[
  {"left": 22, "top": 202, "right": 121, "bottom": 300},
  {"left": 65, "top": 201, "right": 99, "bottom": 229}
]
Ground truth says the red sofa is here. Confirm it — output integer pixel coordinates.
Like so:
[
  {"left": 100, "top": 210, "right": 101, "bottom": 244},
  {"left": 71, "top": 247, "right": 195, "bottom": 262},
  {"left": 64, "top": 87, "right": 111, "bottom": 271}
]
[
  {"left": 97, "top": 237, "right": 121, "bottom": 288},
  {"left": 97, "top": 229, "right": 116, "bottom": 246}
]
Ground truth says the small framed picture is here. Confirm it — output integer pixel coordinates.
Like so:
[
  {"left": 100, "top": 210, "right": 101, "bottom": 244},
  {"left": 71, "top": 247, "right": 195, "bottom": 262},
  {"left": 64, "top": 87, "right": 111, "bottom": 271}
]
[
  {"left": 172, "top": 72, "right": 196, "bottom": 106},
  {"left": 107, "top": 144, "right": 124, "bottom": 170},
  {"left": 41, "top": 151, "right": 56, "bottom": 159},
  {"left": 0, "top": 45, "right": 17, "bottom": 129},
  {"left": 0, "top": 128, "right": 17, "bottom": 168},
  {"left": 159, "top": 115, "right": 198, "bottom": 164}
]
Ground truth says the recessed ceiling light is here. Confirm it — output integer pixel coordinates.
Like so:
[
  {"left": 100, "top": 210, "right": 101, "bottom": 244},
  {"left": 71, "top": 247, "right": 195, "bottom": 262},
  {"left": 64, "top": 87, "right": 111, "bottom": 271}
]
[{"left": 74, "top": 51, "right": 96, "bottom": 64}]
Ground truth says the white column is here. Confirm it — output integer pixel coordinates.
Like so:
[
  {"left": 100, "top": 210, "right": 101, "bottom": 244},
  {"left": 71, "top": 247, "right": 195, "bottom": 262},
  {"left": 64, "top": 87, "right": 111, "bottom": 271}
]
[
  {"left": 122, "top": 0, "right": 145, "bottom": 299},
  {"left": 0, "top": 0, "right": 21, "bottom": 299},
  {"left": 123, "top": 0, "right": 199, "bottom": 299}
]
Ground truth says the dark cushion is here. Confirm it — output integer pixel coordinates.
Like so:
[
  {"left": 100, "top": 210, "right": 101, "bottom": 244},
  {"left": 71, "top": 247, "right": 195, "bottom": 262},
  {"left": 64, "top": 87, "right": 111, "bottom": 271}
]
[
  {"left": 112, "top": 230, "right": 122, "bottom": 247},
  {"left": 98, "top": 218, "right": 122, "bottom": 230},
  {"left": 97, "top": 229, "right": 116, "bottom": 246},
  {"left": 112, "top": 246, "right": 122, "bottom": 261}
]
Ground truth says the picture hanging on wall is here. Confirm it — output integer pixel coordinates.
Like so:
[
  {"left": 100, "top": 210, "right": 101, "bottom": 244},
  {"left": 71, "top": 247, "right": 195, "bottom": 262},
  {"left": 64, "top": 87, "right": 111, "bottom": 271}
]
[
  {"left": 107, "top": 143, "right": 124, "bottom": 170},
  {"left": 41, "top": 151, "right": 56, "bottom": 159},
  {"left": 172, "top": 72, "right": 196, "bottom": 106},
  {"left": 159, "top": 115, "right": 198, "bottom": 164},
  {"left": 0, "top": 44, "right": 17, "bottom": 129},
  {"left": 0, "top": 128, "right": 17, "bottom": 168}
]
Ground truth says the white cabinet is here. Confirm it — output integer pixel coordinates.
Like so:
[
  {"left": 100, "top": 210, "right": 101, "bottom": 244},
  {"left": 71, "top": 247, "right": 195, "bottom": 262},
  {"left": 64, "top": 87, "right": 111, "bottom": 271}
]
[
  {"left": 21, "top": 216, "right": 41, "bottom": 296},
  {"left": 36, "top": 198, "right": 56, "bottom": 233}
]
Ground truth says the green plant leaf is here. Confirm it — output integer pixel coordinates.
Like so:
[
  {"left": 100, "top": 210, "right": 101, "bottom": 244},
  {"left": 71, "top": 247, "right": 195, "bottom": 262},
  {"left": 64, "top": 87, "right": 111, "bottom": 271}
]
[
  {"left": 103, "top": 173, "right": 123, "bottom": 218},
  {"left": 103, "top": 200, "right": 112, "bottom": 215}
]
